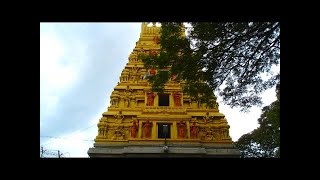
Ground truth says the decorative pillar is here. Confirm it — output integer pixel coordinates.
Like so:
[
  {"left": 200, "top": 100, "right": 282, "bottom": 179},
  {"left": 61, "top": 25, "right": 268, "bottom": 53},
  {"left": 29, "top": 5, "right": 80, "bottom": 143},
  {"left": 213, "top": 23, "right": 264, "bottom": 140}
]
[
  {"left": 154, "top": 93, "right": 158, "bottom": 107},
  {"left": 172, "top": 121, "right": 177, "bottom": 139},
  {"left": 170, "top": 92, "right": 174, "bottom": 107},
  {"left": 144, "top": 92, "right": 147, "bottom": 107},
  {"left": 152, "top": 121, "right": 157, "bottom": 139},
  {"left": 187, "top": 121, "right": 190, "bottom": 139},
  {"left": 138, "top": 120, "right": 143, "bottom": 138}
]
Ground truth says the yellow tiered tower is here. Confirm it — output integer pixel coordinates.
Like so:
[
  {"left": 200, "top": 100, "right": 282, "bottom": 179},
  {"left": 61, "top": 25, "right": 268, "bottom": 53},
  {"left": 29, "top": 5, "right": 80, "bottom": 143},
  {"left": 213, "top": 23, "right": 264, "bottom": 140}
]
[{"left": 87, "top": 22, "right": 240, "bottom": 158}]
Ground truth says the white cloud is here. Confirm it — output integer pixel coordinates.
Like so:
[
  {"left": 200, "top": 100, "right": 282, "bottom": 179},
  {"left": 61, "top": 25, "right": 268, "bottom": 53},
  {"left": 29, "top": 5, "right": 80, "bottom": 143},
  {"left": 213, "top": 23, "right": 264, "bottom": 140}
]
[
  {"left": 219, "top": 103, "right": 259, "bottom": 141},
  {"left": 220, "top": 85, "right": 278, "bottom": 141},
  {"left": 41, "top": 114, "right": 99, "bottom": 157},
  {"left": 40, "top": 30, "right": 64, "bottom": 116},
  {"left": 40, "top": 24, "right": 88, "bottom": 121}
]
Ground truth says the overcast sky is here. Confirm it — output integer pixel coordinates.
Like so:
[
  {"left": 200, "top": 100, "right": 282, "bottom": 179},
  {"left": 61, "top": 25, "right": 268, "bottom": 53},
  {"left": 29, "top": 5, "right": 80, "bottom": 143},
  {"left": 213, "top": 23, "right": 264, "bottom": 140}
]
[{"left": 40, "top": 23, "right": 279, "bottom": 157}]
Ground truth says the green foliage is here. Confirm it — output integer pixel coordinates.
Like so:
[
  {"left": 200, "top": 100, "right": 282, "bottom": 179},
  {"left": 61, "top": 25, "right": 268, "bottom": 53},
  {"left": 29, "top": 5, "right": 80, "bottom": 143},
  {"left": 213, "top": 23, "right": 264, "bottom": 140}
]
[
  {"left": 141, "top": 22, "right": 280, "bottom": 112},
  {"left": 235, "top": 83, "right": 280, "bottom": 158}
]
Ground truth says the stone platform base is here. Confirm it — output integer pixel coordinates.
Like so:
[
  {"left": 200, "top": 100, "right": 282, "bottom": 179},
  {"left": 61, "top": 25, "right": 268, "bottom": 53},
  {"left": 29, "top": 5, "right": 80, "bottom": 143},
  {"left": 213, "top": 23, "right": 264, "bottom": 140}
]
[{"left": 88, "top": 142, "right": 240, "bottom": 158}]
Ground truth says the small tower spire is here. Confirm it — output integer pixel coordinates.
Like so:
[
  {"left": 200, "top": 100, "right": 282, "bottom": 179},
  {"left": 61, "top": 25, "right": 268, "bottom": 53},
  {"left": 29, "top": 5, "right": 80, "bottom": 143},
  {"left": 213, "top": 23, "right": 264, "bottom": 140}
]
[
  {"left": 141, "top": 22, "right": 148, "bottom": 36},
  {"left": 141, "top": 22, "right": 148, "bottom": 30}
]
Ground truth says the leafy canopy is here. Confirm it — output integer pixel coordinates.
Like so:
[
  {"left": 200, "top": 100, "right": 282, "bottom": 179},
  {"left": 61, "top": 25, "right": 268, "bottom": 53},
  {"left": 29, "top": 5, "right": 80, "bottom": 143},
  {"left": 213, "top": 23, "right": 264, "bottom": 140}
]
[
  {"left": 235, "top": 83, "right": 280, "bottom": 158},
  {"left": 141, "top": 22, "right": 280, "bottom": 112}
]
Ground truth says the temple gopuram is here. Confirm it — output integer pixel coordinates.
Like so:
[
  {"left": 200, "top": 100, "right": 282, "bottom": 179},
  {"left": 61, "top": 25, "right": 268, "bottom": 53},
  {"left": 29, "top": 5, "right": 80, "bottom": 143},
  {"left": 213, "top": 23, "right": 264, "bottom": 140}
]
[{"left": 87, "top": 22, "right": 241, "bottom": 158}]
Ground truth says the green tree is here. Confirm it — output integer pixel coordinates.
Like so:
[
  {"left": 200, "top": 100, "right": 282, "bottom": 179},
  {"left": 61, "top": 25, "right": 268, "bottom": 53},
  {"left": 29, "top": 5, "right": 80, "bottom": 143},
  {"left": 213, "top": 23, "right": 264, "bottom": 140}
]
[
  {"left": 235, "top": 83, "right": 280, "bottom": 158},
  {"left": 141, "top": 22, "right": 280, "bottom": 112}
]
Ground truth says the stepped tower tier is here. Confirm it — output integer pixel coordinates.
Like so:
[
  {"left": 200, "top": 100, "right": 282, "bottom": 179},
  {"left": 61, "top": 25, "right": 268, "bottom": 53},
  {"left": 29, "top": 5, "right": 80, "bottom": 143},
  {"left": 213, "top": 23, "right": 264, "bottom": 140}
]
[{"left": 88, "top": 23, "right": 240, "bottom": 158}]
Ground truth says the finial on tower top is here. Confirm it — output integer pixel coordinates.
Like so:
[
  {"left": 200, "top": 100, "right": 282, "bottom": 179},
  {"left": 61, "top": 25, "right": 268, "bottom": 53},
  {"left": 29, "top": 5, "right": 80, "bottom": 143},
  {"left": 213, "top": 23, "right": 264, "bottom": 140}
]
[
  {"left": 142, "top": 22, "right": 148, "bottom": 27},
  {"left": 141, "top": 22, "right": 148, "bottom": 33},
  {"left": 140, "top": 22, "right": 160, "bottom": 36}
]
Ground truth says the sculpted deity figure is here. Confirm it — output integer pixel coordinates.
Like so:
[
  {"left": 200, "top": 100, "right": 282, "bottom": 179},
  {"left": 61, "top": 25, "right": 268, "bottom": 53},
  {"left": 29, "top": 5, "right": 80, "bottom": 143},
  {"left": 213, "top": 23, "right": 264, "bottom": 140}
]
[
  {"left": 131, "top": 64, "right": 140, "bottom": 83},
  {"left": 112, "top": 126, "right": 125, "bottom": 140},
  {"left": 149, "top": 68, "right": 156, "bottom": 76},
  {"left": 171, "top": 74, "right": 177, "bottom": 81},
  {"left": 147, "top": 93, "right": 155, "bottom": 106},
  {"left": 143, "top": 120, "right": 153, "bottom": 138},
  {"left": 190, "top": 122, "right": 198, "bottom": 139},
  {"left": 173, "top": 92, "right": 182, "bottom": 106},
  {"left": 177, "top": 121, "right": 186, "bottom": 138},
  {"left": 130, "top": 121, "right": 138, "bottom": 138},
  {"left": 149, "top": 50, "right": 158, "bottom": 56},
  {"left": 114, "top": 111, "right": 124, "bottom": 123},
  {"left": 98, "top": 123, "right": 106, "bottom": 137},
  {"left": 203, "top": 112, "right": 213, "bottom": 124},
  {"left": 123, "top": 86, "right": 132, "bottom": 108},
  {"left": 153, "top": 36, "right": 160, "bottom": 44},
  {"left": 205, "top": 128, "right": 214, "bottom": 141},
  {"left": 222, "top": 128, "right": 229, "bottom": 138}
]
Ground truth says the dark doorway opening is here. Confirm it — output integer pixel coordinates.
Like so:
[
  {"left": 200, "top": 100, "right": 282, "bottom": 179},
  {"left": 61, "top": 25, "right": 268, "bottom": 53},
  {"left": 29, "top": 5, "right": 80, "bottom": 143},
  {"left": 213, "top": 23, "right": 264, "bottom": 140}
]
[
  {"left": 158, "top": 94, "right": 169, "bottom": 106},
  {"left": 158, "top": 123, "right": 171, "bottom": 138}
]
